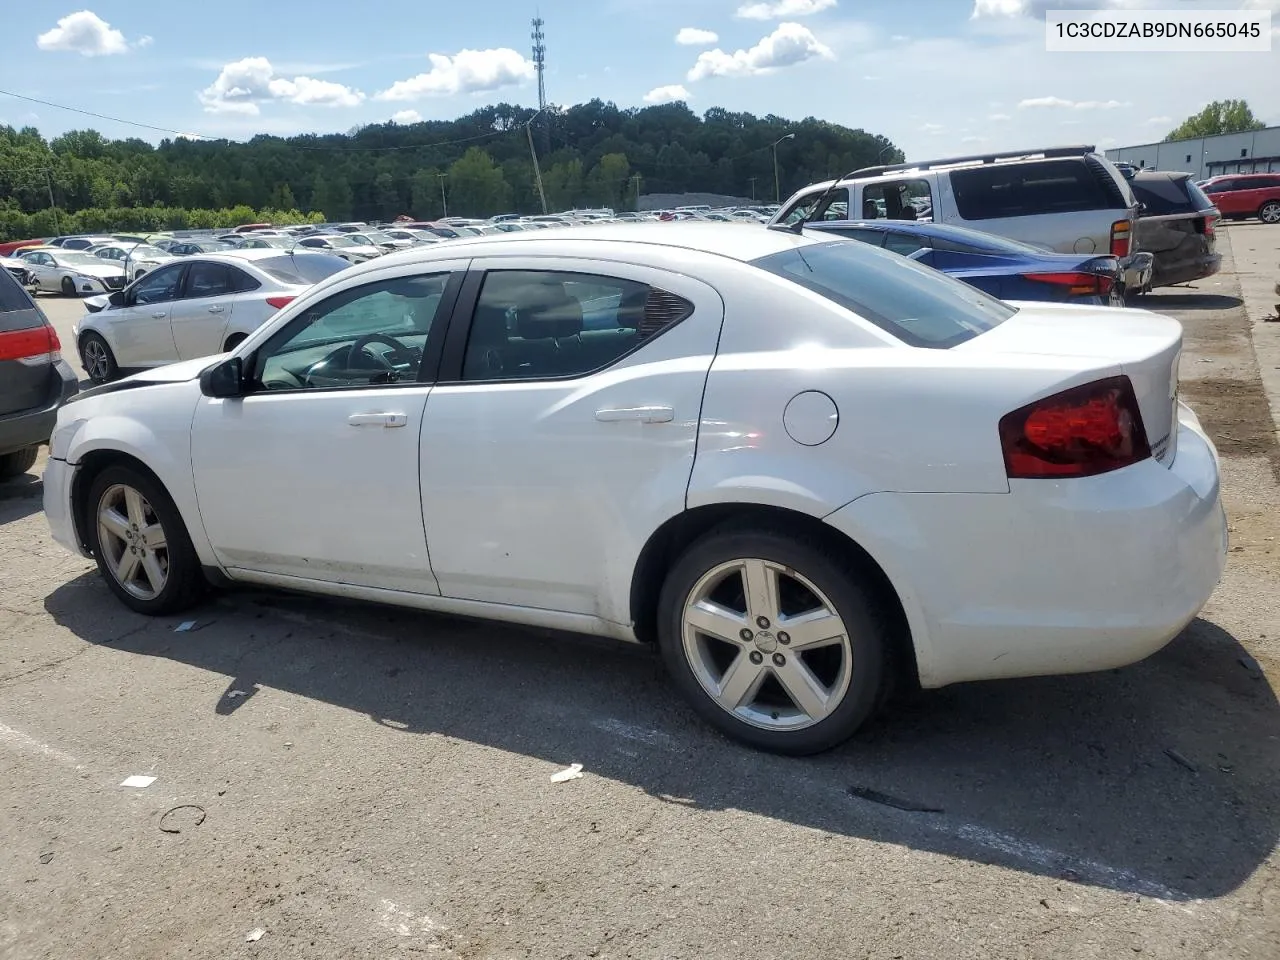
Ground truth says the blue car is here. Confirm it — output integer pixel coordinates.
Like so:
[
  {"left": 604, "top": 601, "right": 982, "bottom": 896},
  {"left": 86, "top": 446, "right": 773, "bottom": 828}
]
[{"left": 805, "top": 220, "right": 1125, "bottom": 307}]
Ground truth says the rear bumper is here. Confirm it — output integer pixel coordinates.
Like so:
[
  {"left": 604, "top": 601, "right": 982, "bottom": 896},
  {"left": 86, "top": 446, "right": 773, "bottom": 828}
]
[
  {"left": 825, "top": 406, "right": 1226, "bottom": 688},
  {"left": 1120, "top": 251, "right": 1154, "bottom": 293},
  {"left": 0, "top": 360, "right": 79, "bottom": 456},
  {"left": 1150, "top": 251, "right": 1221, "bottom": 289}
]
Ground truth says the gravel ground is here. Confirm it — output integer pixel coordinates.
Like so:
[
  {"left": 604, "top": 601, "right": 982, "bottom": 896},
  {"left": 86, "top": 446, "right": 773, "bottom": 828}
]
[{"left": 2, "top": 229, "right": 1278, "bottom": 959}]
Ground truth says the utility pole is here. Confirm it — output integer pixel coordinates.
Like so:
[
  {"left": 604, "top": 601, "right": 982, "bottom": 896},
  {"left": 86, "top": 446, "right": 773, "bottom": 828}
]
[
  {"left": 44, "top": 167, "right": 60, "bottom": 234},
  {"left": 436, "top": 173, "right": 448, "bottom": 218},
  {"left": 772, "top": 132, "right": 795, "bottom": 204},
  {"left": 526, "top": 119, "right": 549, "bottom": 214},
  {"left": 630, "top": 173, "right": 642, "bottom": 211},
  {"left": 748, "top": 176, "right": 758, "bottom": 201},
  {"left": 531, "top": 17, "right": 549, "bottom": 156}
]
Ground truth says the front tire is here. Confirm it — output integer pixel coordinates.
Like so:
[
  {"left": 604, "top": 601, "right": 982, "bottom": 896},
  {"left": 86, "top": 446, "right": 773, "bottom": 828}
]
[
  {"left": 0, "top": 446, "right": 39, "bottom": 481},
  {"left": 86, "top": 465, "right": 204, "bottom": 615},
  {"left": 61, "top": 276, "right": 77, "bottom": 297},
  {"left": 1259, "top": 201, "right": 1280, "bottom": 225},
  {"left": 657, "top": 526, "right": 888, "bottom": 755},
  {"left": 80, "top": 332, "right": 119, "bottom": 384}
]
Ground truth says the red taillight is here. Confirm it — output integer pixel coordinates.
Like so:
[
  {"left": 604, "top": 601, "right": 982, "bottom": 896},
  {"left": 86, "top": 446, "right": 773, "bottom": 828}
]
[
  {"left": 0, "top": 324, "right": 60, "bottom": 364},
  {"left": 1023, "top": 271, "right": 1115, "bottom": 298},
  {"left": 999, "top": 376, "right": 1151, "bottom": 479},
  {"left": 1202, "top": 212, "right": 1218, "bottom": 239},
  {"left": 1109, "top": 219, "right": 1131, "bottom": 258},
  {"left": 266, "top": 295, "right": 295, "bottom": 310}
]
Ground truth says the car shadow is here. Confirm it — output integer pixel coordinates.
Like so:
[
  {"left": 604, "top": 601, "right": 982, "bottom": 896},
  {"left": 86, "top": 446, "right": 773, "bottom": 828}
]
[
  {"left": 44, "top": 574, "right": 1280, "bottom": 903},
  {"left": 0, "top": 472, "right": 44, "bottom": 524},
  {"left": 1137, "top": 292, "right": 1244, "bottom": 310}
]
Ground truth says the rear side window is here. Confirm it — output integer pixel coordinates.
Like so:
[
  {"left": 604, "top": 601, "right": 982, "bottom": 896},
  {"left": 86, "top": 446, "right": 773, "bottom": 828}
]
[
  {"left": 1131, "top": 176, "right": 1204, "bottom": 216},
  {"left": 753, "top": 240, "right": 1014, "bottom": 349},
  {"left": 949, "top": 160, "right": 1116, "bottom": 221},
  {"left": 258, "top": 253, "right": 349, "bottom": 284},
  {"left": 0, "top": 269, "right": 39, "bottom": 320}
]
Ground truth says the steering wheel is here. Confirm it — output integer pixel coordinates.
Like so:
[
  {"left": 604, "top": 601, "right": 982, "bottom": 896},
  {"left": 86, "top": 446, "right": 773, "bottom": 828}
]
[{"left": 348, "top": 332, "right": 411, "bottom": 370}]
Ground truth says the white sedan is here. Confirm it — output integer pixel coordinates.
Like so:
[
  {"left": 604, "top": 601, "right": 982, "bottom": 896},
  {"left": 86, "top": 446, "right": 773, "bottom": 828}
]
[
  {"left": 42, "top": 224, "right": 1226, "bottom": 754},
  {"left": 75, "top": 250, "right": 349, "bottom": 383},
  {"left": 19, "top": 247, "right": 127, "bottom": 297},
  {"left": 85, "top": 242, "right": 175, "bottom": 282}
]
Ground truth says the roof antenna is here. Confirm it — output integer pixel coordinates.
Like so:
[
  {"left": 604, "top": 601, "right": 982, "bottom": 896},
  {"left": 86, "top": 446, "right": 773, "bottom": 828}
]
[{"left": 770, "top": 167, "right": 864, "bottom": 235}]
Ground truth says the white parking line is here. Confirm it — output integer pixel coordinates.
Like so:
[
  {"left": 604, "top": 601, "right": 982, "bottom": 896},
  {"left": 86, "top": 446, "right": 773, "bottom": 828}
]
[{"left": 0, "top": 719, "right": 83, "bottom": 770}]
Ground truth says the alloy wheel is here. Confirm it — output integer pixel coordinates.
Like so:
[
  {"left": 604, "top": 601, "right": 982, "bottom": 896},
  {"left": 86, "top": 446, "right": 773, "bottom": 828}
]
[
  {"left": 681, "top": 558, "right": 853, "bottom": 731},
  {"left": 1260, "top": 202, "right": 1280, "bottom": 225},
  {"left": 82, "top": 339, "right": 110, "bottom": 381},
  {"left": 96, "top": 483, "right": 169, "bottom": 600}
]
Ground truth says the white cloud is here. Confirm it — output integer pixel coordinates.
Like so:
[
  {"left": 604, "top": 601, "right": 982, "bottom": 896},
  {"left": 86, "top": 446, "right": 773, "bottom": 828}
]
[
  {"left": 988, "top": 112, "right": 1011, "bottom": 121},
  {"left": 961, "top": 135, "right": 988, "bottom": 143},
  {"left": 644, "top": 84, "right": 691, "bottom": 104},
  {"left": 676, "top": 27, "right": 719, "bottom": 45},
  {"left": 391, "top": 109, "right": 422, "bottom": 124},
  {"left": 199, "top": 57, "right": 366, "bottom": 114},
  {"left": 376, "top": 48, "right": 535, "bottom": 100},
  {"left": 1143, "top": 115, "right": 1172, "bottom": 126},
  {"left": 36, "top": 10, "right": 128, "bottom": 56},
  {"left": 972, "top": 0, "right": 1145, "bottom": 17},
  {"left": 736, "top": 0, "right": 836, "bottom": 19},
  {"left": 135, "top": 35, "right": 153, "bottom": 49},
  {"left": 688, "top": 22, "right": 835, "bottom": 81},
  {"left": 920, "top": 123, "right": 945, "bottom": 134},
  {"left": 1018, "top": 96, "right": 1126, "bottom": 110}
]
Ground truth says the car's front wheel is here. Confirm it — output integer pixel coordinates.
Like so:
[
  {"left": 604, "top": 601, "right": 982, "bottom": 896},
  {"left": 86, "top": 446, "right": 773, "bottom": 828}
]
[
  {"left": 86, "top": 465, "right": 205, "bottom": 615},
  {"left": 658, "top": 526, "right": 887, "bottom": 755},
  {"left": 80, "top": 332, "right": 118, "bottom": 384},
  {"left": 1259, "top": 200, "right": 1280, "bottom": 225},
  {"left": 61, "top": 276, "right": 77, "bottom": 297}
]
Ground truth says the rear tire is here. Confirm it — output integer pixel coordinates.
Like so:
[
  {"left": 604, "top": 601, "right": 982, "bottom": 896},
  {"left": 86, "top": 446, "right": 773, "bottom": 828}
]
[
  {"left": 0, "top": 446, "right": 39, "bottom": 481},
  {"left": 80, "top": 332, "right": 119, "bottom": 384},
  {"left": 657, "top": 525, "right": 888, "bottom": 755},
  {"left": 1259, "top": 201, "right": 1280, "bottom": 225},
  {"left": 61, "top": 276, "right": 77, "bottom": 297},
  {"left": 223, "top": 333, "right": 247, "bottom": 352},
  {"left": 86, "top": 464, "right": 205, "bottom": 615}
]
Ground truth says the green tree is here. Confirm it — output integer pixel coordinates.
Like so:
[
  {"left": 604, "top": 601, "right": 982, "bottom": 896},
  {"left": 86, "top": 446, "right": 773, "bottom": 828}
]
[
  {"left": 543, "top": 158, "right": 584, "bottom": 210},
  {"left": 585, "top": 153, "right": 630, "bottom": 210},
  {"left": 410, "top": 167, "right": 444, "bottom": 219},
  {"left": 447, "top": 148, "right": 511, "bottom": 217},
  {"left": 1165, "top": 100, "right": 1266, "bottom": 141},
  {"left": 311, "top": 172, "right": 353, "bottom": 220}
]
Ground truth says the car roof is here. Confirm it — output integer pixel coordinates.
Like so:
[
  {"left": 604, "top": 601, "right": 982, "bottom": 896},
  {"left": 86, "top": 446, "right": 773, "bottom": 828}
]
[{"left": 377, "top": 222, "right": 820, "bottom": 265}]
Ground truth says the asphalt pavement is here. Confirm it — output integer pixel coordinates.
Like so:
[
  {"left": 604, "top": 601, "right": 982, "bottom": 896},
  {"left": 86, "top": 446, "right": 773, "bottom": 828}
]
[{"left": 2, "top": 229, "right": 1278, "bottom": 959}]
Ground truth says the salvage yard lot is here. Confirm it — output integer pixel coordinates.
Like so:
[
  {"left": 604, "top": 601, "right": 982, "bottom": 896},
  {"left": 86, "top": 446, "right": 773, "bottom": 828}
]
[{"left": 2, "top": 226, "right": 1279, "bottom": 959}]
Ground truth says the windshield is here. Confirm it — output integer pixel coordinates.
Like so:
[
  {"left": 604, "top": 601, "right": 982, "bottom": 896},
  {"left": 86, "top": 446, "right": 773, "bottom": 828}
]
[
  {"left": 57, "top": 252, "right": 105, "bottom": 267},
  {"left": 124, "top": 245, "right": 168, "bottom": 259},
  {"left": 364, "top": 231, "right": 394, "bottom": 243},
  {"left": 324, "top": 235, "right": 358, "bottom": 248},
  {"left": 258, "top": 252, "right": 350, "bottom": 284},
  {"left": 195, "top": 241, "right": 233, "bottom": 252},
  {"left": 752, "top": 240, "right": 1015, "bottom": 349}
]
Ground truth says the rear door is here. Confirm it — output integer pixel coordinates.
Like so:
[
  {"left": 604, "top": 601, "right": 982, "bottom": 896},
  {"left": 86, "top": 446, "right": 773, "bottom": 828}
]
[
  {"left": 169, "top": 260, "right": 236, "bottom": 360},
  {"left": 0, "top": 271, "right": 54, "bottom": 417},
  {"left": 24, "top": 252, "right": 57, "bottom": 292},
  {"left": 1203, "top": 178, "right": 1244, "bottom": 215}
]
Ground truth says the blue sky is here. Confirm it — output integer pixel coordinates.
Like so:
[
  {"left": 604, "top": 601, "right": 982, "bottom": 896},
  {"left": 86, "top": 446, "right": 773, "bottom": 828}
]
[{"left": 2, "top": 0, "right": 1277, "bottom": 160}]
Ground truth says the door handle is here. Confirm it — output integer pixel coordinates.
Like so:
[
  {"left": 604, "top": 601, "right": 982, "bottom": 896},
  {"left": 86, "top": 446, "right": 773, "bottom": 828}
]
[
  {"left": 151, "top": 311, "right": 166, "bottom": 319},
  {"left": 208, "top": 305, "right": 224, "bottom": 314},
  {"left": 347, "top": 412, "right": 408, "bottom": 428},
  {"left": 594, "top": 405, "right": 674, "bottom": 423}
]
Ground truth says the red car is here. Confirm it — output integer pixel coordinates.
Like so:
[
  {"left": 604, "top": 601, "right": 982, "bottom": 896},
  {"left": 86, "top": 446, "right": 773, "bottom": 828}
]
[{"left": 1200, "top": 173, "right": 1280, "bottom": 224}]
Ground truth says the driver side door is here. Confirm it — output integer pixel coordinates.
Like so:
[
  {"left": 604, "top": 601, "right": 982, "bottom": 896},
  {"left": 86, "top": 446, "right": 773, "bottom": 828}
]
[
  {"left": 190, "top": 262, "right": 467, "bottom": 593},
  {"left": 100, "top": 262, "right": 186, "bottom": 367}
]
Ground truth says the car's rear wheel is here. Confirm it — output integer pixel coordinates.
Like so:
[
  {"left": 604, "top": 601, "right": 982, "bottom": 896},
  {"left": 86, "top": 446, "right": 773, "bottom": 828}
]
[
  {"left": 1259, "top": 201, "right": 1280, "bottom": 225},
  {"left": 61, "top": 276, "right": 77, "bottom": 297},
  {"left": 223, "top": 333, "right": 246, "bottom": 352},
  {"left": 0, "top": 446, "right": 39, "bottom": 481},
  {"left": 657, "top": 526, "right": 887, "bottom": 755},
  {"left": 87, "top": 465, "right": 204, "bottom": 615},
  {"left": 80, "top": 332, "right": 118, "bottom": 384}
]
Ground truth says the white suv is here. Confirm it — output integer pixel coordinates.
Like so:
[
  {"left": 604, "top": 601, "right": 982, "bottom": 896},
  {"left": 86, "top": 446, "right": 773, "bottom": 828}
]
[{"left": 772, "top": 145, "right": 1153, "bottom": 296}]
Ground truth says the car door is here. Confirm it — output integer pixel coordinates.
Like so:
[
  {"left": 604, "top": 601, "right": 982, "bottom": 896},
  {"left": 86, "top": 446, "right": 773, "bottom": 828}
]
[
  {"left": 418, "top": 258, "right": 724, "bottom": 622},
  {"left": 169, "top": 260, "right": 237, "bottom": 360},
  {"left": 1205, "top": 179, "right": 1243, "bottom": 215},
  {"left": 101, "top": 262, "right": 185, "bottom": 366},
  {"left": 190, "top": 262, "right": 467, "bottom": 593},
  {"left": 24, "top": 252, "right": 55, "bottom": 291}
]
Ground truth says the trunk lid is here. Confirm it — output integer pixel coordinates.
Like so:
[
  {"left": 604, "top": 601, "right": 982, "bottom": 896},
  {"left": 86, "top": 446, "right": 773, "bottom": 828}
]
[{"left": 958, "top": 302, "right": 1181, "bottom": 465}]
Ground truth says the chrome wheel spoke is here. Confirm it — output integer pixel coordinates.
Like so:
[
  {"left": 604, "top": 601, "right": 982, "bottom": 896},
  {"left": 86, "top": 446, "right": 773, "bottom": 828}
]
[
  {"left": 140, "top": 523, "right": 167, "bottom": 550},
  {"left": 115, "top": 549, "right": 140, "bottom": 587},
  {"left": 780, "top": 608, "right": 845, "bottom": 651},
  {"left": 140, "top": 552, "right": 166, "bottom": 593},
  {"left": 98, "top": 506, "right": 130, "bottom": 540},
  {"left": 124, "top": 487, "right": 146, "bottom": 528},
  {"left": 741, "top": 559, "right": 780, "bottom": 623},
  {"left": 686, "top": 599, "right": 748, "bottom": 644},
  {"left": 774, "top": 658, "right": 832, "bottom": 722},
  {"left": 716, "top": 652, "right": 768, "bottom": 709}
]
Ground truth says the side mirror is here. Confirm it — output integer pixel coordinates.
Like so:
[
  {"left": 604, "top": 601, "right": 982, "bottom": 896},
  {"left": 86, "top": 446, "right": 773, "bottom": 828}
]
[
  {"left": 199, "top": 356, "right": 244, "bottom": 398},
  {"left": 108, "top": 291, "right": 125, "bottom": 307}
]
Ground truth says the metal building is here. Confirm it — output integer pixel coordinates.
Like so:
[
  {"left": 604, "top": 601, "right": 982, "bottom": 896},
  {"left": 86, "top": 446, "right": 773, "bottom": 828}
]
[{"left": 1105, "top": 125, "right": 1280, "bottom": 180}]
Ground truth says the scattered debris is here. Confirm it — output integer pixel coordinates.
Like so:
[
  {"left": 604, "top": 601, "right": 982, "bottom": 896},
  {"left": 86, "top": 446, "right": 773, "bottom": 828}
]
[
  {"left": 38, "top": 852, "right": 54, "bottom": 865},
  {"left": 1196, "top": 358, "right": 1213, "bottom": 363},
  {"left": 159, "top": 804, "right": 207, "bottom": 834},
  {"left": 120, "top": 775, "right": 157, "bottom": 789},
  {"left": 848, "top": 785, "right": 944, "bottom": 814},
  {"left": 550, "top": 762, "right": 584, "bottom": 783},
  {"left": 226, "top": 690, "right": 249, "bottom": 700},
  {"left": 174, "top": 621, "right": 199, "bottom": 633},
  {"left": 1238, "top": 655, "right": 1264, "bottom": 679},
  {"left": 1164, "top": 748, "right": 1198, "bottom": 773},
  {"left": 244, "top": 928, "right": 265, "bottom": 943}
]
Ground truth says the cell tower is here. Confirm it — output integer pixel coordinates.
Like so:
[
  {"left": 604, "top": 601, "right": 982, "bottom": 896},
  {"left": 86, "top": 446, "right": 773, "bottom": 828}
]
[{"left": 531, "top": 17, "right": 547, "bottom": 111}]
